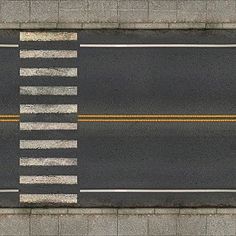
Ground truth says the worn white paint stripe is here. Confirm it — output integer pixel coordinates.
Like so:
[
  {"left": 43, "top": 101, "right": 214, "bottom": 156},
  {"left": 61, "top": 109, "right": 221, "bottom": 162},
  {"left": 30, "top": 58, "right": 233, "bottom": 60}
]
[
  {"left": 20, "top": 86, "right": 77, "bottom": 96},
  {"left": 20, "top": 158, "right": 77, "bottom": 166},
  {"left": 20, "top": 68, "right": 77, "bottom": 77},
  {"left": 0, "top": 189, "right": 19, "bottom": 193},
  {"left": 0, "top": 44, "right": 19, "bottom": 48},
  {"left": 20, "top": 194, "right": 77, "bottom": 203},
  {"left": 20, "top": 175, "right": 77, "bottom": 184},
  {"left": 20, "top": 122, "right": 77, "bottom": 130},
  {"left": 80, "top": 44, "right": 236, "bottom": 48},
  {"left": 20, "top": 140, "right": 77, "bottom": 149},
  {"left": 80, "top": 189, "right": 236, "bottom": 193},
  {"left": 20, "top": 104, "right": 77, "bottom": 114},
  {"left": 20, "top": 32, "right": 77, "bottom": 41},
  {"left": 20, "top": 50, "right": 77, "bottom": 58}
]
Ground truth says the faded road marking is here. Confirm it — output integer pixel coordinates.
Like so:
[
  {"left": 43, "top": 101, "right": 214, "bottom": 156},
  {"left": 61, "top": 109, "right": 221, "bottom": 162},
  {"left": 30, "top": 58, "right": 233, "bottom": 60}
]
[
  {"left": 20, "top": 194, "right": 77, "bottom": 204},
  {"left": 20, "top": 175, "right": 78, "bottom": 184},
  {"left": 20, "top": 140, "right": 77, "bottom": 149},
  {"left": 20, "top": 32, "right": 77, "bottom": 41},
  {"left": 20, "top": 68, "right": 77, "bottom": 77},
  {"left": 20, "top": 158, "right": 77, "bottom": 166},
  {"left": 20, "top": 86, "right": 77, "bottom": 96},
  {"left": 20, "top": 50, "right": 77, "bottom": 58},
  {"left": 20, "top": 104, "right": 77, "bottom": 114},
  {"left": 20, "top": 122, "right": 77, "bottom": 130}
]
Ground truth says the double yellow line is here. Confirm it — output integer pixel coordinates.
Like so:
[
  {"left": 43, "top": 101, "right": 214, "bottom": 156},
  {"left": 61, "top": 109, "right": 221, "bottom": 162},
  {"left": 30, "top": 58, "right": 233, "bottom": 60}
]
[
  {"left": 0, "top": 114, "right": 235, "bottom": 123},
  {"left": 0, "top": 115, "right": 20, "bottom": 122},
  {"left": 78, "top": 114, "right": 236, "bottom": 122}
]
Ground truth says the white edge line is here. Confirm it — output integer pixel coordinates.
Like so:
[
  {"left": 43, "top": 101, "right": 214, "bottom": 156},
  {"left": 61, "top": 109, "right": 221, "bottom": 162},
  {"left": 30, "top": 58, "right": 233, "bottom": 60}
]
[
  {"left": 80, "top": 44, "right": 236, "bottom": 48},
  {"left": 80, "top": 189, "right": 236, "bottom": 193},
  {"left": 0, "top": 189, "right": 19, "bottom": 193},
  {"left": 0, "top": 44, "right": 19, "bottom": 48}
]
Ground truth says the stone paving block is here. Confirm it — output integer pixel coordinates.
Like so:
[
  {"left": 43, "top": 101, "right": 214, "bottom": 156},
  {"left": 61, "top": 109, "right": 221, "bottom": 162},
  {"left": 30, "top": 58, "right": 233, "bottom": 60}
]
[
  {"left": 118, "top": 0, "right": 148, "bottom": 23},
  {"left": 82, "top": 23, "right": 119, "bottom": 29},
  {"left": 59, "top": 0, "right": 87, "bottom": 23},
  {"left": 0, "top": 215, "right": 30, "bottom": 235},
  {"left": 118, "top": 215, "right": 148, "bottom": 235},
  {"left": 59, "top": 215, "right": 88, "bottom": 235},
  {"left": 88, "top": 215, "right": 117, "bottom": 235},
  {"left": 169, "top": 22, "right": 206, "bottom": 29},
  {"left": 205, "top": 23, "right": 223, "bottom": 29},
  {"left": 129, "top": 23, "right": 168, "bottom": 29},
  {"left": 118, "top": 208, "right": 154, "bottom": 215},
  {"left": 0, "top": 23, "right": 20, "bottom": 29},
  {"left": 222, "top": 23, "right": 236, "bottom": 29},
  {"left": 149, "top": 0, "right": 177, "bottom": 23},
  {"left": 207, "top": 0, "right": 236, "bottom": 23},
  {"left": 154, "top": 208, "right": 179, "bottom": 214},
  {"left": 57, "top": 23, "right": 83, "bottom": 29},
  {"left": 206, "top": 215, "right": 236, "bottom": 235},
  {"left": 177, "top": 215, "right": 207, "bottom": 235},
  {"left": 180, "top": 208, "right": 217, "bottom": 215},
  {"left": 68, "top": 208, "right": 117, "bottom": 215},
  {"left": 30, "top": 215, "right": 59, "bottom": 236},
  {"left": 31, "top": 208, "right": 67, "bottom": 215},
  {"left": 31, "top": 0, "right": 58, "bottom": 23},
  {"left": 88, "top": 0, "right": 118, "bottom": 23},
  {"left": 149, "top": 215, "right": 177, "bottom": 235},
  {"left": 20, "top": 22, "right": 57, "bottom": 29},
  {"left": 177, "top": 0, "right": 207, "bottom": 22},
  {"left": 0, "top": 0, "right": 30, "bottom": 23}
]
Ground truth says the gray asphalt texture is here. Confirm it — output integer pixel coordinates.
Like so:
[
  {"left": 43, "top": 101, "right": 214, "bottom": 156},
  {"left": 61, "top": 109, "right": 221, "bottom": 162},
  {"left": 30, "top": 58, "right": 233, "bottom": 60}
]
[
  {"left": 0, "top": 30, "right": 235, "bottom": 207},
  {"left": 79, "top": 30, "right": 236, "bottom": 207}
]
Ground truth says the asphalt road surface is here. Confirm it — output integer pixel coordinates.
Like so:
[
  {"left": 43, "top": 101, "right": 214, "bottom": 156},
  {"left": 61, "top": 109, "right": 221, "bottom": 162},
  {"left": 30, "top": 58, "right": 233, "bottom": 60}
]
[{"left": 0, "top": 30, "right": 235, "bottom": 207}]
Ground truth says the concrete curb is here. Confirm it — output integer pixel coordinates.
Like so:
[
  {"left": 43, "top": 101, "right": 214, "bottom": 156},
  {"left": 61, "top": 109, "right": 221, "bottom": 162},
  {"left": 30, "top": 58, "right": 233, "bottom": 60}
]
[
  {"left": 0, "top": 208, "right": 235, "bottom": 215},
  {"left": 0, "top": 22, "right": 236, "bottom": 29}
]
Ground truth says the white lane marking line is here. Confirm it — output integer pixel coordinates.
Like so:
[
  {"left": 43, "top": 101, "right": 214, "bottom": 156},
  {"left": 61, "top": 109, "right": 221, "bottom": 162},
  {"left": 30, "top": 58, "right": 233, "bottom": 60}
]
[
  {"left": 0, "top": 189, "right": 19, "bottom": 193},
  {"left": 20, "top": 32, "right": 77, "bottom": 41},
  {"left": 0, "top": 44, "right": 19, "bottom": 48},
  {"left": 20, "top": 175, "right": 78, "bottom": 184},
  {"left": 20, "top": 68, "right": 77, "bottom": 77},
  {"left": 20, "top": 158, "right": 77, "bottom": 166},
  {"left": 20, "top": 194, "right": 77, "bottom": 203},
  {"left": 80, "top": 44, "right": 236, "bottom": 48},
  {"left": 20, "top": 122, "right": 77, "bottom": 130},
  {"left": 20, "top": 50, "right": 78, "bottom": 58},
  {"left": 20, "top": 104, "right": 77, "bottom": 114},
  {"left": 20, "top": 86, "right": 77, "bottom": 96},
  {"left": 20, "top": 140, "right": 77, "bottom": 149},
  {"left": 80, "top": 189, "right": 236, "bottom": 193}
]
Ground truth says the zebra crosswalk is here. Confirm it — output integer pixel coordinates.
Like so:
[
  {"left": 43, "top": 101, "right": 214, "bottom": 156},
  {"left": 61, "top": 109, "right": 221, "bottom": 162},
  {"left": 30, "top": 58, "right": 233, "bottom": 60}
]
[{"left": 19, "top": 32, "right": 79, "bottom": 205}]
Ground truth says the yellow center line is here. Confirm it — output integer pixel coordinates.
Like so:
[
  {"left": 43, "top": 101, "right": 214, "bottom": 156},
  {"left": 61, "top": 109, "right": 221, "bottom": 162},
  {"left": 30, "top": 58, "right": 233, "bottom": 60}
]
[
  {"left": 0, "top": 119, "right": 20, "bottom": 122},
  {"left": 79, "top": 114, "right": 236, "bottom": 118},
  {"left": 0, "top": 115, "right": 20, "bottom": 118},
  {"left": 0, "top": 114, "right": 235, "bottom": 123},
  {"left": 78, "top": 119, "right": 236, "bottom": 122}
]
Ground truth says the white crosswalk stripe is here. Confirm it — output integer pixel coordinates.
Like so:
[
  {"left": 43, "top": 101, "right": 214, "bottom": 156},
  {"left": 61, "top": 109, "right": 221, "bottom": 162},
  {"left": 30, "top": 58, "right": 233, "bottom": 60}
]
[
  {"left": 20, "top": 158, "right": 77, "bottom": 166},
  {"left": 20, "top": 86, "right": 77, "bottom": 95},
  {"left": 20, "top": 32, "right": 77, "bottom": 41},
  {"left": 20, "top": 194, "right": 77, "bottom": 204},
  {"left": 19, "top": 31, "right": 79, "bottom": 205},
  {"left": 20, "top": 175, "right": 78, "bottom": 184},
  {"left": 20, "top": 104, "right": 77, "bottom": 114},
  {"left": 20, "top": 122, "right": 77, "bottom": 130},
  {"left": 20, "top": 68, "right": 77, "bottom": 77},
  {"left": 20, "top": 140, "right": 77, "bottom": 149},
  {"left": 20, "top": 50, "right": 77, "bottom": 58}
]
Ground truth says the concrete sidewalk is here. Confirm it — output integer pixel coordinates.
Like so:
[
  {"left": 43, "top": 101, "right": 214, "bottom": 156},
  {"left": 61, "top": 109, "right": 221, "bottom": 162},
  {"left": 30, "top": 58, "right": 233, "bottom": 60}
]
[
  {"left": 0, "top": 0, "right": 236, "bottom": 29},
  {"left": 0, "top": 208, "right": 236, "bottom": 235}
]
